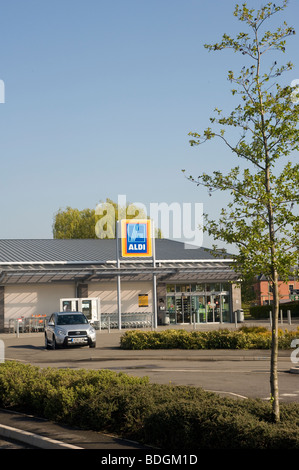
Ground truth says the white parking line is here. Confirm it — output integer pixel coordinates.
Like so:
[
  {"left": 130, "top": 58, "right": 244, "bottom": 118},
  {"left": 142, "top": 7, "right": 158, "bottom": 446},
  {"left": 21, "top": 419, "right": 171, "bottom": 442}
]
[{"left": 205, "top": 390, "right": 248, "bottom": 399}]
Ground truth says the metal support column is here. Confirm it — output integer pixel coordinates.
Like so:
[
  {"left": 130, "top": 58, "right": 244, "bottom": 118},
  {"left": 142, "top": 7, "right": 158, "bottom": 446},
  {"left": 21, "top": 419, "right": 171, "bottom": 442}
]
[
  {"left": 0, "top": 286, "right": 4, "bottom": 333},
  {"left": 116, "top": 221, "right": 122, "bottom": 330},
  {"left": 152, "top": 222, "right": 157, "bottom": 329}
]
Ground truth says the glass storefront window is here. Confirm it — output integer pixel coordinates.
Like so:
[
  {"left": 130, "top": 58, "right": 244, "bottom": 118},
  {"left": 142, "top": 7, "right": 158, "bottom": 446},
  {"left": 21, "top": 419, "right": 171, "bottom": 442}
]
[
  {"left": 166, "top": 284, "right": 231, "bottom": 323},
  {"left": 221, "top": 295, "right": 230, "bottom": 322},
  {"left": 167, "top": 296, "right": 176, "bottom": 323},
  {"left": 191, "top": 295, "right": 206, "bottom": 322},
  {"left": 214, "top": 295, "right": 221, "bottom": 322},
  {"left": 206, "top": 296, "right": 214, "bottom": 322},
  {"left": 191, "top": 284, "right": 205, "bottom": 292},
  {"left": 167, "top": 285, "right": 175, "bottom": 293},
  {"left": 182, "top": 295, "right": 191, "bottom": 322},
  {"left": 206, "top": 284, "right": 220, "bottom": 292},
  {"left": 176, "top": 284, "right": 191, "bottom": 293},
  {"left": 175, "top": 297, "right": 183, "bottom": 323}
]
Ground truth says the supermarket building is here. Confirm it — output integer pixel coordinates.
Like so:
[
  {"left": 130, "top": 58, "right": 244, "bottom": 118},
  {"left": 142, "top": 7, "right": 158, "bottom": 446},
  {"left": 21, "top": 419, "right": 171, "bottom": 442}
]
[{"left": 0, "top": 238, "right": 241, "bottom": 332}]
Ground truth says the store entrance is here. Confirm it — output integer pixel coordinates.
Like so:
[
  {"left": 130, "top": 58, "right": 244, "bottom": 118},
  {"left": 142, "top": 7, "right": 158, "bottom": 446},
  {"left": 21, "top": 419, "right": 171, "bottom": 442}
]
[
  {"left": 176, "top": 295, "right": 220, "bottom": 323},
  {"left": 175, "top": 296, "right": 191, "bottom": 323},
  {"left": 166, "top": 283, "right": 231, "bottom": 324}
]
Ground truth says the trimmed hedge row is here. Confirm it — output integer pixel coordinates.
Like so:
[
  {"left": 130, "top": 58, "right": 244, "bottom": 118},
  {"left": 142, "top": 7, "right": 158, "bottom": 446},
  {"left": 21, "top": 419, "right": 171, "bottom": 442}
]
[
  {"left": 1, "top": 361, "right": 299, "bottom": 449},
  {"left": 250, "top": 302, "right": 299, "bottom": 319},
  {"left": 119, "top": 327, "right": 299, "bottom": 350}
]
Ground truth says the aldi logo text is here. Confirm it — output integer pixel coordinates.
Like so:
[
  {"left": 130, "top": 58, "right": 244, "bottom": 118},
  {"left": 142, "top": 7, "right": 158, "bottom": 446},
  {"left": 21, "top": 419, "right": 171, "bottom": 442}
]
[{"left": 121, "top": 220, "right": 152, "bottom": 257}]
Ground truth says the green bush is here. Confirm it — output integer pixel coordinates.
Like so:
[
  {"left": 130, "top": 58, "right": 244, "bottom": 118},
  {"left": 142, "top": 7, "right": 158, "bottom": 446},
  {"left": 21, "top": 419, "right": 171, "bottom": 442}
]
[
  {"left": 1, "top": 362, "right": 299, "bottom": 449},
  {"left": 144, "top": 398, "right": 299, "bottom": 449},
  {"left": 250, "top": 302, "right": 299, "bottom": 319},
  {"left": 120, "top": 328, "right": 299, "bottom": 350}
]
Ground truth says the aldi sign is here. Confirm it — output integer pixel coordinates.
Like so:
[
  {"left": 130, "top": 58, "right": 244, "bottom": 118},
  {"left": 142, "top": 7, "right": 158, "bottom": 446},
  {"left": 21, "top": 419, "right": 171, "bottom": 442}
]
[{"left": 121, "top": 219, "right": 152, "bottom": 257}]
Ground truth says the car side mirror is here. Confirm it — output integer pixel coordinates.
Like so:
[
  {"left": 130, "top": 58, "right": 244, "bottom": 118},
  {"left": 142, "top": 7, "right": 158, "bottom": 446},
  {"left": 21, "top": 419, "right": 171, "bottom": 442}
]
[{"left": 48, "top": 321, "right": 54, "bottom": 326}]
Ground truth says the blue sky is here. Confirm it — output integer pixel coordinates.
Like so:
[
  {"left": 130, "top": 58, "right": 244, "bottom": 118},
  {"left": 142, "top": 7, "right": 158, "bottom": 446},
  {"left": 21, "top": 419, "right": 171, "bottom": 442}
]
[{"left": 0, "top": 0, "right": 298, "bottom": 249}]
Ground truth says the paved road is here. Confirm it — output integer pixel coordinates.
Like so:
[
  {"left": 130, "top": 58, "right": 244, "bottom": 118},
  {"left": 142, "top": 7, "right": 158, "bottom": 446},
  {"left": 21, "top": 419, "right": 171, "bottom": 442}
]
[
  {"left": 0, "top": 322, "right": 299, "bottom": 450},
  {"left": 0, "top": 436, "right": 36, "bottom": 449},
  {"left": 1, "top": 322, "right": 299, "bottom": 402}
]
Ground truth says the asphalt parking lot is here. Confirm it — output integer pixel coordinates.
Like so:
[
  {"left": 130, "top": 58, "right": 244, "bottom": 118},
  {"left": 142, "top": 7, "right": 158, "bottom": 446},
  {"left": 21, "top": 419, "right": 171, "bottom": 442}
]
[
  {"left": 1, "top": 321, "right": 299, "bottom": 402},
  {"left": 0, "top": 321, "right": 299, "bottom": 450}
]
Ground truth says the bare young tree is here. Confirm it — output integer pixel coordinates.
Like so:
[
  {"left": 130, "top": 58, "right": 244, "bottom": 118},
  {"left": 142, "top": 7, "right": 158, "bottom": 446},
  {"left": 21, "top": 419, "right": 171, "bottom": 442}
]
[{"left": 185, "top": 1, "right": 299, "bottom": 422}]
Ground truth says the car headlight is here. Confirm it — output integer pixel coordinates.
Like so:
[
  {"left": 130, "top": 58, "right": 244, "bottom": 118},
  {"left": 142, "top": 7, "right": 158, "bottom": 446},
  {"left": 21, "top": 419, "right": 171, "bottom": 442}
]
[
  {"left": 88, "top": 327, "right": 96, "bottom": 338},
  {"left": 56, "top": 328, "right": 66, "bottom": 336}
]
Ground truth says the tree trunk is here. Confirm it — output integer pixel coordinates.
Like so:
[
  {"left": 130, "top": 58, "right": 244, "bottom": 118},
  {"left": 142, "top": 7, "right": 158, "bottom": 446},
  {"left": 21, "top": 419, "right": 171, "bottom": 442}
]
[{"left": 270, "top": 271, "right": 280, "bottom": 422}]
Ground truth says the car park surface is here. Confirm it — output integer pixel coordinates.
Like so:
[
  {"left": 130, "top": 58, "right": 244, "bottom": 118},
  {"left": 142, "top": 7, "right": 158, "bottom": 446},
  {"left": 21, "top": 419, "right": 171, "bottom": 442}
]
[
  {"left": 1, "top": 322, "right": 299, "bottom": 451},
  {"left": 1, "top": 321, "right": 299, "bottom": 403}
]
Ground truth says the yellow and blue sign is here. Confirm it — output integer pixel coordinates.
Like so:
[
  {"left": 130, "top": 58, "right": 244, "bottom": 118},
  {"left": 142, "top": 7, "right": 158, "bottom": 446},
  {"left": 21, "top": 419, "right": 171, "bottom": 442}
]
[{"left": 121, "top": 219, "right": 152, "bottom": 257}]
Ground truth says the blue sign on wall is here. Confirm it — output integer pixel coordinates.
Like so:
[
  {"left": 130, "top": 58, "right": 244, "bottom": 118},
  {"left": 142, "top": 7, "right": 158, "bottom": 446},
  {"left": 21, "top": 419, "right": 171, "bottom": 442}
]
[{"left": 121, "top": 219, "right": 152, "bottom": 257}]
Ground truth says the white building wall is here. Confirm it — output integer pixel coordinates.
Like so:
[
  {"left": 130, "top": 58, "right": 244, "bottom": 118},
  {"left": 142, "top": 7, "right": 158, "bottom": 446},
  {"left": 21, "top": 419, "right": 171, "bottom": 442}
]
[
  {"left": 88, "top": 281, "right": 153, "bottom": 313},
  {"left": 4, "top": 283, "right": 75, "bottom": 325},
  {"left": 4, "top": 280, "right": 154, "bottom": 327}
]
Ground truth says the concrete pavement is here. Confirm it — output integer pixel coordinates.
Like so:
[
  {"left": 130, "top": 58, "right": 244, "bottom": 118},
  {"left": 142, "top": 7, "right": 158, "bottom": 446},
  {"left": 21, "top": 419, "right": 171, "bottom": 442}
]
[{"left": 0, "top": 409, "right": 149, "bottom": 449}]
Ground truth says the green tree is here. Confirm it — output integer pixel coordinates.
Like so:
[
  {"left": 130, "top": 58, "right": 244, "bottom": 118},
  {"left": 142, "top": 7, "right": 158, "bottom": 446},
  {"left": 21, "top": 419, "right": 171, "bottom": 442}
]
[
  {"left": 53, "top": 207, "right": 97, "bottom": 239},
  {"left": 94, "top": 198, "right": 149, "bottom": 239},
  {"left": 185, "top": 1, "right": 299, "bottom": 422},
  {"left": 53, "top": 199, "right": 162, "bottom": 239}
]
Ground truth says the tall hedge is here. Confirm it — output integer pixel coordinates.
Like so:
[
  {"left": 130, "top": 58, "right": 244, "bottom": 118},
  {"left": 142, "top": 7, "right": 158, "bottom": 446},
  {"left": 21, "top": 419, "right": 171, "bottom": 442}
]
[{"left": 250, "top": 302, "right": 299, "bottom": 319}]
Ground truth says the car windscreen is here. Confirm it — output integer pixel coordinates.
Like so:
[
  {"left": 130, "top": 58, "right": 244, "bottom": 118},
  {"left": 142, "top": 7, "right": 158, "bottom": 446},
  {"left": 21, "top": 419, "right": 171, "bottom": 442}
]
[{"left": 57, "top": 314, "right": 88, "bottom": 325}]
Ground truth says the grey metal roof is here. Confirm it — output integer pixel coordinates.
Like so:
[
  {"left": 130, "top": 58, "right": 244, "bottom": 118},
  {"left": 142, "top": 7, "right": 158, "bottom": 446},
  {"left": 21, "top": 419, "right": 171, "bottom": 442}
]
[
  {"left": 0, "top": 239, "right": 115, "bottom": 264},
  {"left": 0, "top": 239, "right": 237, "bottom": 285},
  {"left": 0, "top": 238, "right": 233, "bottom": 264}
]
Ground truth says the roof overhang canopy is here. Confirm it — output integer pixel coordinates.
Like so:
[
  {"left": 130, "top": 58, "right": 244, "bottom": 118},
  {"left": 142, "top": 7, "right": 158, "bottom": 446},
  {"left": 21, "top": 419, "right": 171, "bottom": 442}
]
[{"left": 0, "top": 260, "right": 238, "bottom": 285}]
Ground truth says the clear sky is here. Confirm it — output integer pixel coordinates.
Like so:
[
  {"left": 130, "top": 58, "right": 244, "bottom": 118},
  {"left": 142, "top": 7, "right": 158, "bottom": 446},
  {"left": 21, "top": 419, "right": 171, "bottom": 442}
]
[{"left": 0, "top": 0, "right": 298, "bottom": 249}]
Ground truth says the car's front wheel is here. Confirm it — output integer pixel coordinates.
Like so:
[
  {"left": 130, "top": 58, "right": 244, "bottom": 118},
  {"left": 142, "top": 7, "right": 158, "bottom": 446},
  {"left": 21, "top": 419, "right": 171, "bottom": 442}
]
[
  {"left": 45, "top": 334, "right": 51, "bottom": 350},
  {"left": 51, "top": 334, "right": 60, "bottom": 349}
]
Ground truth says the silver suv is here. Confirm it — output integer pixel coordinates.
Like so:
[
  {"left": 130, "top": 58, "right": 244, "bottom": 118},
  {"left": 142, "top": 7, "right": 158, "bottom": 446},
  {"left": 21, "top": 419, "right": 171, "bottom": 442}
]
[{"left": 45, "top": 311, "right": 96, "bottom": 349}]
